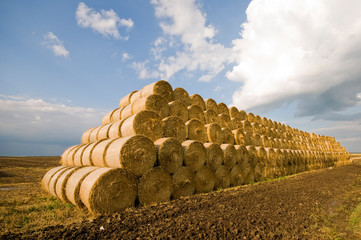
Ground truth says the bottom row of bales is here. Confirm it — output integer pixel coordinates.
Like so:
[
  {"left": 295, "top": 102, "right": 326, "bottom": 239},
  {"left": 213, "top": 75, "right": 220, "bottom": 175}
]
[{"left": 43, "top": 135, "right": 351, "bottom": 214}]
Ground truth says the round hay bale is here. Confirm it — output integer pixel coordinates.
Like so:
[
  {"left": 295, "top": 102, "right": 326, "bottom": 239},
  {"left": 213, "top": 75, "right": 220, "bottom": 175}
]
[
  {"left": 214, "top": 165, "right": 231, "bottom": 189},
  {"left": 242, "top": 120, "right": 253, "bottom": 133},
  {"left": 203, "top": 142, "right": 223, "bottom": 171},
  {"left": 130, "top": 91, "right": 142, "bottom": 104},
  {"left": 243, "top": 131, "right": 253, "bottom": 146},
  {"left": 205, "top": 98, "right": 218, "bottom": 112},
  {"left": 73, "top": 144, "right": 89, "bottom": 166},
  {"left": 48, "top": 167, "right": 71, "bottom": 198},
  {"left": 64, "top": 145, "right": 82, "bottom": 166},
  {"left": 132, "top": 94, "right": 170, "bottom": 119},
  {"left": 89, "top": 126, "right": 101, "bottom": 143},
  {"left": 185, "top": 119, "right": 207, "bottom": 143},
  {"left": 172, "top": 166, "right": 195, "bottom": 199},
  {"left": 188, "top": 104, "right": 205, "bottom": 123},
  {"left": 55, "top": 167, "right": 80, "bottom": 202},
  {"left": 220, "top": 144, "right": 237, "bottom": 170},
  {"left": 65, "top": 166, "right": 99, "bottom": 208},
  {"left": 254, "top": 162, "right": 265, "bottom": 182},
  {"left": 251, "top": 122, "right": 261, "bottom": 135},
  {"left": 105, "top": 135, "right": 156, "bottom": 177},
  {"left": 190, "top": 94, "right": 206, "bottom": 111},
  {"left": 168, "top": 100, "right": 188, "bottom": 122},
  {"left": 217, "top": 103, "right": 229, "bottom": 116},
  {"left": 264, "top": 148, "right": 276, "bottom": 179},
  {"left": 154, "top": 138, "right": 183, "bottom": 174},
  {"left": 232, "top": 129, "right": 245, "bottom": 145},
  {"left": 79, "top": 167, "right": 137, "bottom": 214},
  {"left": 173, "top": 87, "right": 191, "bottom": 106},
  {"left": 246, "top": 146, "right": 258, "bottom": 168},
  {"left": 222, "top": 128, "right": 235, "bottom": 144},
  {"left": 195, "top": 165, "right": 215, "bottom": 193},
  {"left": 255, "top": 146, "right": 268, "bottom": 166},
  {"left": 121, "top": 110, "right": 163, "bottom": 141},
  {"left": 110, "top": 107, "right": 123, "bottom": 123},
  {"left": 219, "top": 113, "right": 234, "bottom": 130},
  {"left": 97, "top": 123, "right": 113, "bottom": 141},
  {"left": 239, "top": 110, "right": 248, "bottom": 121},
  {"left": 42, "top": 166, "right": 69, "bottom": 193},
  {"left": 229, "top": 107, "right": 241, "bottom": 120},
  {"left": 253, "top": 134, "right": 262, "bottom": 146},
  {"left": 81, "top": 128, "right": 94, "bottom": 144},
  {"left": 204, "top": 109, "right": 219, "bottom": 124},
  {"left": 82, "top": 141, "right": 105, "bottom": 166},
  {"left": 181, "top": 140, "right": 206, "bottom": 171},
  {"left": 108, "top": 119, "right": 127, "bottom": 139},
  {"left": 232, "top": 118, "right": 243, "bottom": 130},
  {"left": 140, "top": 80, "right": 173, "bottom": 102},
  {"left": 205, "top": 123, "right": 223, "bottom": 145},
  {"left": 230, "top": 164, "right": 243, "bottom": 187},
  {"left": 255, "top": 115, "right": 262, "bottom": 124},
  {"left": 102, "top": 109, "right": 115, "bottom": 125},
  {"left": 91, "top": 139, "right": 117, "bottom": 167},
  {"left": 262, "top": 117, "right": 270, "bottom": 128},
  {"left": 162, "top": 116, "right": 186, "bottom": 142},
  {"left": 120, "top": 104, "right": 133, "bottom": 120},
  {"left": 119, "top": 90, "right": 138, "bottom": 108},
  {"left": 261, "top": 135, "right": 271, "bottom": 148},
  {"left": 61, "top": 145, "right": 78, "bottom": 165},
  {"left": 138, "top": 167, "right": 172, "bottom": 206},
  {"left": 234, "top": 145, "right": 249, "bottom": 166},
  {"left": 247, "top": 112, "right": 256, "bottom": 123}
]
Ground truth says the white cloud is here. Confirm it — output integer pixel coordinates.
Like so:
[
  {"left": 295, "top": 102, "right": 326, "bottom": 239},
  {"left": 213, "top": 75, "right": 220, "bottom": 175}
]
[
  {"left": 0, "top": 95, "right": 105, "bottom": 155},
  {"left": 43, "top": 32, "right": 69, "bottom": 57},
  {"left": 122, "top": 52, "right": 132, "bottom": 61},
  {"left": 76, "top": 2, "right": 134, "bottom": 40},
  {"left": 227, "top": 0, "right": 361, "bottom": 115},
  {"left": 133, "top": 0, "right": 235, "bottom": 81}
]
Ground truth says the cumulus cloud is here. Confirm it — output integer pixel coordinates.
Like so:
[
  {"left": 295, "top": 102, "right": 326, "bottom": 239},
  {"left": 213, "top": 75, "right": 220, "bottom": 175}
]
[
  {"left": 76, "top": 2, "right": 134, "bottom": 40},
  {"left": 43, "top": 32, "right": 69, "bottom": 57},
  {"left": 133, "top": 0, "right": 235, "bottom": 81},
  {"left": 227, "top": 0, "right": 361, "bottom": 116},
  {"left": 0, "top": 95, "right": 105, "bottom": 155}
]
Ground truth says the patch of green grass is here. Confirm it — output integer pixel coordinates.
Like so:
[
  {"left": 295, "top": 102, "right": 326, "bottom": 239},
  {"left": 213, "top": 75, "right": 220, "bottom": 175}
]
[{"left": 349, "top": 202, "right": 361, "bottom": 232}]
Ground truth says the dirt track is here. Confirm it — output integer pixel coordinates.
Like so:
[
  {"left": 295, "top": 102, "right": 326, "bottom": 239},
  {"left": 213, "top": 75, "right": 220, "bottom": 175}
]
[{"left": 2, "top": 161, "right": 361, "bottom": 240}]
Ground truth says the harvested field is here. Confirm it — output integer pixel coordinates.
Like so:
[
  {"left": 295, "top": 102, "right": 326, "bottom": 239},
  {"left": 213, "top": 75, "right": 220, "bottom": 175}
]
[{"left": 1, "top": 156, "right": 361, "bottom": 239}]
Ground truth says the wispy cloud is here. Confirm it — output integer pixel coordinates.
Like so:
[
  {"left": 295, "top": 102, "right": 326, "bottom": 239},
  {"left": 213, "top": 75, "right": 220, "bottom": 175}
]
[
  {"left": 43, "top": 32, "right": 69, "bottom": 57},
  {"left": 76, "top": 2, "right": 134, "bottom": 40}
]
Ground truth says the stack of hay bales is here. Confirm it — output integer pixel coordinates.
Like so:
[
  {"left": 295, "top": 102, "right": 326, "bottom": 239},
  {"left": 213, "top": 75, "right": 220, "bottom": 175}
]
[{"left": 42, "top": 80, "right": 351, "bottom": 214}]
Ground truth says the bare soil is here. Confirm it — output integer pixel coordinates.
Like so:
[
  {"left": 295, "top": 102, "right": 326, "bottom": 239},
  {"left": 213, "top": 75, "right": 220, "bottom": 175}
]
[{"left": 1, "top": 156, "right": 361, "bottom": 239}]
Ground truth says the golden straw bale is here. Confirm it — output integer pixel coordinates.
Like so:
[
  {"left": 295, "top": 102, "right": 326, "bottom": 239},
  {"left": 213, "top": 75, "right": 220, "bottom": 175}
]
[
  {"left": 190, "top": 94, "right": 206, "bottom": 111},
  {"left": 172, "top": 166, "right": 195, "bottom": 199},
  {"left": 120, "top": 104, "right": 133, "bottom": 119},
  {"left": 217, "top": 102, "right": 230, "bottom": 116},
  {"left": 173, "top": 87, "right": 191, "bottom": 106},
  {"left": 140, "top": 80, "right": 174, "bottom": 102},
  {"left": 253, "top": 134, "right": 262, "bottom": 147},
  {"left": 138, "top": 167, "right": 172, "bottom": 206},
  {"left": 65, "top": 166, "right": 99, "bottom": 208},
  {"left": 232, "top": 128, "right": 245, "bottom": 145},
  {"left": 185, "top": 119, "right": 207, "bottom": 143},
  {"left": 215, "top": 165, "right": 231, "bottom": 189},
  {"left": 251, "top": 122, "right": 261, "bottom": 135},
  {"left": 242, "top": 120, "right": 253, "bottom": 133},
  {"left": 258, "top": 124, "right": 267, "bottom": 136},
  {"left": 262, "top": 117, "right": 269, "bottom": 128},
  {"left": 205, "top": 98, "right": 218, "bottom": 112},
  {"left": 239, "top": 110, "right": 248, "bottom": 121},
  {"left": 220, "top": 144, "right": 237, "bottom": 170},
  {"left": 188, "top": 104, "right": 205, "bottom": 123},
  {"left": 42, "top": 166, "right": 69, "bottom": 193},
  {"left": 121, "top": 110, "right": 163, "bottom": 141},
  {"left": 108, "top": 119, "right": 127, "bottom": 139},
  {"left": 80, "top": 168, "right": 137, "bottom": 214},
  {"left": 55, "top": 167, "right": 80, "bottom": 202},
  {"left": 234, "top": 145, "right": 248, "bottom": 166},
  {"left": 132, "top": 94, "right": 170, "bottom": 119},
  {"left": 204, "top": 109, "right": 219, "bottom": 124},
  {"left": 91, "top": 139, "right": 117, "bottom": 167},
  {"left": 168, "top": 100, "right": 189, "bottom": 122},
  {"left": 73, "top": 144, "right": 90, "bottom": 166},
  {"left": 162, "top": 116, "right": 186, "bottom": 142},
  {"left": 105, "top": 135, "right": 156, "bottom": 177},
  {"left": 230, "top": 164, "right": 244, "bottom": 186},
  {"left": 247, "top": 112, "right": 256, "bottom": 123},
  {"left": 229, "top": 106, "right": 241, "bottom": 120},
  {"left": 89, "top": 126, "right": 102, "bottom": 143},
  {"left": 261, "top": 135, "right": 271, "bottom": 148},
  {"left": 205, "top": 123, "right": 223, "bottom": 145},
  {"left": 222, "top": 128, "right": 235, "bottom": 144},
  {"left": 64, "top": 145, "right": 82, "bottom": 166},
  {"left": 48, "top": 167, "right": 71, "bottom": 198},
  {"left": 245, "top": 145, "right": 258, "bottom": 168},
  {"left": 195, "top": 165, "right": 215, "bottom": 193},
  {"left": 130, "top": 91, "right": 142, "bottom": 104},
  {"left": 254, "top": 162, "right": 265, "bottom": 182},
  {"left": 82, "top": 142, "right": 100, "bottom": 166},
  {"left": 219, "top": 113, "right": 234, "bottom": 130},
  {"left": 264, "top": 148, "right": 276, "bottom": 179},
  {"left": 234, "top": 145, "right": 253, "bottom": 184},
  {"left": 81, "top": 128, "right": 94, "bottom": 144},
  {"left": 154, "top": 138, "right": 184, "bottom": 174},
  {"left": 232, "top": 118, "right": 243, "bottom": 130},
  {"left": 119, "top": 90, "right": 138, "bottom": 108},
  {"left": 61, "top": 145, "right": 78, "bottom": 165},
  {"left": 97, "top": 123, "right": 113, "bottom": 141},
  {"left": 255, "top": 115, "right": 262, "bottom": 124},
  {"left": 204, "top": 142, "right": 223, "bottom": 171},
  {"left": 110, "top": 107, "right": 123, "bottom": 123},
  {"left": 102, "top": 109, "right": 117, "bottom": 125},
  {"left": 182, "top": 140, "right": 206, "bottom": 171}
]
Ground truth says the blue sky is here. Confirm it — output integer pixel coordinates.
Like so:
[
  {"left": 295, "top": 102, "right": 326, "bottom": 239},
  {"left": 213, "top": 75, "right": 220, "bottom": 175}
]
[{"left": 1, "top": 0, "right": 361, "bottom": 156}]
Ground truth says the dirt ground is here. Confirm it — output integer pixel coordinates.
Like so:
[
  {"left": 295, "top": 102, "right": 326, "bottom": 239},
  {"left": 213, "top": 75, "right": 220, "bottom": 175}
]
[{"left": 1, "top": 156, "right": 361, "bottom": 239}]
